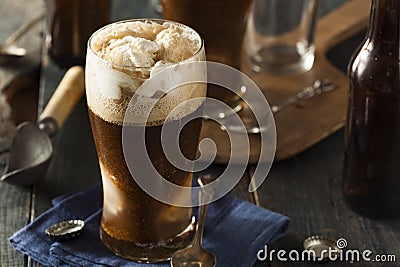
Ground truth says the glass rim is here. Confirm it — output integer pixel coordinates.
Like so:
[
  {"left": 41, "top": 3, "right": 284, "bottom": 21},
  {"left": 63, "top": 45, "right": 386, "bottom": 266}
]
[{"left": 87, "top": 18, "right": 205, "bottom": 70}]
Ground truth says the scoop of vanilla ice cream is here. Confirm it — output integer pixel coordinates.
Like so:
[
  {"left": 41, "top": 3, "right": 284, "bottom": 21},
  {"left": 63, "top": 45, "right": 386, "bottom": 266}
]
[
  {"left": 92, "top": 21, "right": 200, "bottom": 70},
  {"left": 91, "top": 21, "right": 164, "bottom": 52},
  {"left": 103, "top": 36, "right": 161, "bottom": 67},
  {"left": 86, "top": 20, "right": 205, "bottom": 126},
  {"left": 155, "top": 24, "right": 200, "bottom": 63}
]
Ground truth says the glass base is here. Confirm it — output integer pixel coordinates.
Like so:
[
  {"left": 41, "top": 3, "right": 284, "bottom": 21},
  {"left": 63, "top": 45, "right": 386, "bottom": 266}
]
[
  {"left": 100, "top": 216, "right": 196, "bottom": 263},
  {"left": 248, "top": 44, "right": 315, "bottom": 75}
]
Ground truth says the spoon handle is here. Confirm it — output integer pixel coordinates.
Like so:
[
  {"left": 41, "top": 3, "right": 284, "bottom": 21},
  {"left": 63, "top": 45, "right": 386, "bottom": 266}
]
[
  {"left": 271, "top": 79, "right": 335, "bottom": 114},
  {"left": 193, "top": 188, "right": 213, "bottom": 248},
  {"left": 39, "top": 66, "right": 85, "bottom": 131}
]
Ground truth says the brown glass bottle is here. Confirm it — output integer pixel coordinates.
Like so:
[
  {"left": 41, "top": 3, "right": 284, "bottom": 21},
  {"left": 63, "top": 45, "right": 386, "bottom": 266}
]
[
  {"left": 161, "top": 0, "right": 253, "bottom": 104},
  {"left": 46, "top": 0, "right": 111, "bottom": 68},
  {"left": 342, "top": 0, "right": 400, "bottom": 218}
]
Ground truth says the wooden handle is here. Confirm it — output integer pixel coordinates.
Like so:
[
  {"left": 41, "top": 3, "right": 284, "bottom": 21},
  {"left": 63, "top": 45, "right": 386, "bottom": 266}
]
[
  {"left": 316, "top": 0, "right": 370, "bottom": 53},
  {"left": 39, "top": 66, "right": 85, "bottom": 128}
]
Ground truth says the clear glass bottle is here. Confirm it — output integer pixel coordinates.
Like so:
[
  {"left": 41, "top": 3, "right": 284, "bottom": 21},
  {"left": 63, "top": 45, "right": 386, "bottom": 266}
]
[{"left": 342, "top": 0, "right": 400, "bottom": 218}]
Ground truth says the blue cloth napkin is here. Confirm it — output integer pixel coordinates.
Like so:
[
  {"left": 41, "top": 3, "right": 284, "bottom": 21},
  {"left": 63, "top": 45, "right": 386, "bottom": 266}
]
[{"left": 9, "top": 183, "right": 289, "bottom": 267}]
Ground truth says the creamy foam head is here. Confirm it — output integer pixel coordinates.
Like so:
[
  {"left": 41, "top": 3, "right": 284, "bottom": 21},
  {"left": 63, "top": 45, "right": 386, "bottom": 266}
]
[{"left": 86, "top": 19, "right": 206, "bottom": 126}]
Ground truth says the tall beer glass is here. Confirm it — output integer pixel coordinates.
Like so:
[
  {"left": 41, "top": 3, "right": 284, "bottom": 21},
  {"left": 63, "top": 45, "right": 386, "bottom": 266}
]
[{"left": 85, "top": 19, "right": 206, "bottom": 262}]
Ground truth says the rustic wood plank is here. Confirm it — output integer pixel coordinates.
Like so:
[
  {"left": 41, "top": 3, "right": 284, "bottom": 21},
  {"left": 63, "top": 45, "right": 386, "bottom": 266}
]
[
  {"left": 252, "top": 130, "right": 400, "bottom": 267},
  {"left": 0, "top": 183, "right": 31, "bottom": 267}
]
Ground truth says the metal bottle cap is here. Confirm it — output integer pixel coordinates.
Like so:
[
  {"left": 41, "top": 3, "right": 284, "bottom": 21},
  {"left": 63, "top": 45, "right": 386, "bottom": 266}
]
[
  {"left": 303, "top": 236, "right": 340, "bottom": 262},
  {"left": 45, "top": 219, "right": 85, "bottom": 241}
]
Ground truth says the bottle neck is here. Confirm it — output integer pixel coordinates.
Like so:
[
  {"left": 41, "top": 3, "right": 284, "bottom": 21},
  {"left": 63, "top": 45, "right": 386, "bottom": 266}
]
[{"left": 367, "top": 0, "right": 400, "bottom": 41}]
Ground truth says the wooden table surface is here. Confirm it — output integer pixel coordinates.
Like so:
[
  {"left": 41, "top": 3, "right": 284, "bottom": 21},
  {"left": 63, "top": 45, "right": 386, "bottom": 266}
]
[{"left": 1, "top": 1, "right": 399, "bottom": 267}]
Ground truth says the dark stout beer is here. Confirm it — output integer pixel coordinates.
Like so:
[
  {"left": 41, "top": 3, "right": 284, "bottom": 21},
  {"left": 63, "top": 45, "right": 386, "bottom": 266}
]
[{"left": 88, "top": 107, "right": 202, "bottom": 260}]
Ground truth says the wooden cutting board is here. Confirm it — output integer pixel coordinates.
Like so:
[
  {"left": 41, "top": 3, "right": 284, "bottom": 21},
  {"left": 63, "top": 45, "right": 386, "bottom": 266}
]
[{"left": 200, "top": 0, "right": 370, "bottom": 164}]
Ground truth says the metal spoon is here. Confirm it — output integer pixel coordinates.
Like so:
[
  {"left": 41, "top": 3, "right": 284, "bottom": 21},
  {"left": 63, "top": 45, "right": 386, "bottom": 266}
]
[
  {"left": 270, "top": 79, "right": 335, "bottom": 114},
  {"left": 0, "top": 13, "right": 44, "bottom": 58},
  {"left": 170, "top": 175, "right": 216, "bottom": 267},
  {"left": 222, "top": 79, "right": 336, "bottom": 134}
]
